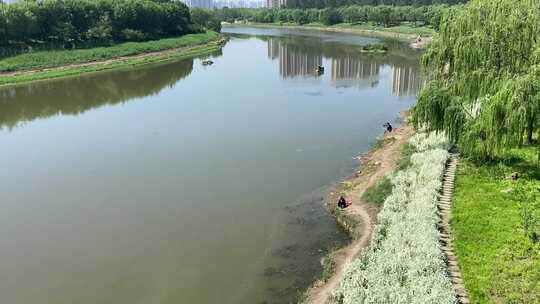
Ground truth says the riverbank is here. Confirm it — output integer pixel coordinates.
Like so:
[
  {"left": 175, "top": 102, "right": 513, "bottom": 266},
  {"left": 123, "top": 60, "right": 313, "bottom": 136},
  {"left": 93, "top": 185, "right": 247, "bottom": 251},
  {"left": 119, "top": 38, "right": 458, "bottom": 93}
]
[
  {"left": 304, "top": 118, "right": 415, "bottom": 304},
  {"left": 0, "top": 32, "right": 225, "bottom": 86},
  {"left": 224, "top": 22, "right": 433, "bottom": 48}
]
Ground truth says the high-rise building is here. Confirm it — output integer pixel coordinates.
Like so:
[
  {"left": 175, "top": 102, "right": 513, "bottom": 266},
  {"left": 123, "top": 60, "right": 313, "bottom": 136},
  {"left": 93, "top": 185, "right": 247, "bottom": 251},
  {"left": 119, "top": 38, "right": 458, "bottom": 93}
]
[
  {"left": 184, "top": 0, "right": 214, "bottom": 8},
  {"left": 266, "top": 0, "right": 286, "bottom": 8}
]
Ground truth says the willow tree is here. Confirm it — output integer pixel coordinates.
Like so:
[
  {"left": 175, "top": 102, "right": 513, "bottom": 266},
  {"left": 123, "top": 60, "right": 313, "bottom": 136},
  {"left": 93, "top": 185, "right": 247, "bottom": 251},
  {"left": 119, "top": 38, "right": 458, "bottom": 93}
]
[{"left": 413, "top": 0, "right": 540, "bottom": 159}]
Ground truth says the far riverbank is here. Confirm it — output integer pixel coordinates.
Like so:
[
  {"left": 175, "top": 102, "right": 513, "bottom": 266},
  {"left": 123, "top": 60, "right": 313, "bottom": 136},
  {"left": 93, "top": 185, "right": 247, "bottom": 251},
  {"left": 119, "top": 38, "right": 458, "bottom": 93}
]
[
  {"left": 0, "top": 32, "right": 225, "bottom": 87},
  {"left": 224, "top": 23, "right": 433, "bottom": 48}
]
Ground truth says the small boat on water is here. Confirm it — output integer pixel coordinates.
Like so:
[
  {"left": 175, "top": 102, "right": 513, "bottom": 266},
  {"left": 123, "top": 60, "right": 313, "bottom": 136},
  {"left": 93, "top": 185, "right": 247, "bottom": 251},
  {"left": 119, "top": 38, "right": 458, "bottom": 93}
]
[
  {"left": 202, "top": 59, "right": 214, "bottom": 66},
  {"left": 315, "top": 65, "right": 325, "bottom": 74}
]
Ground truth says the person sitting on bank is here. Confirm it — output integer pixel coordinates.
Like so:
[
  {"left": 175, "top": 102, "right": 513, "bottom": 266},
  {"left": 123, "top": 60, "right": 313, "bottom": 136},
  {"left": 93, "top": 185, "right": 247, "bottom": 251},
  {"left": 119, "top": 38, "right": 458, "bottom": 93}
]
[
  {"left": 338, "top": 195, "right": 351, "bottom": 209},
  {"left": 383, "top": 122, "right": 393, "bottom": 133}
]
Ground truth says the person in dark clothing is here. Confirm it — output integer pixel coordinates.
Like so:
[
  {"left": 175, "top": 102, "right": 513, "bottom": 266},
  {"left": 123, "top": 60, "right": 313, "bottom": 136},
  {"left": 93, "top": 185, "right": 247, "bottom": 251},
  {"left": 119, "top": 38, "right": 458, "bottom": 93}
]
[
  {"left": 383, "top": 122, "right": 393, "bottom": 133},
  {"left": 338, "top": 196, "right": 349, "bottom": 209}
]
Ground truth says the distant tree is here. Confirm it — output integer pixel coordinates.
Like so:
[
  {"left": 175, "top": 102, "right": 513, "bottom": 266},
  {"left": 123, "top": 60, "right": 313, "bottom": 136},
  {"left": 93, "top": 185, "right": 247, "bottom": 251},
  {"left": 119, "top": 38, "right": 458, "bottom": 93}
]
[
  {"left": 320, "top": 7, "right": 341, "bottom": 25},
  {"left": 0, "top": 0, "right": 195, "bottom": 48}
]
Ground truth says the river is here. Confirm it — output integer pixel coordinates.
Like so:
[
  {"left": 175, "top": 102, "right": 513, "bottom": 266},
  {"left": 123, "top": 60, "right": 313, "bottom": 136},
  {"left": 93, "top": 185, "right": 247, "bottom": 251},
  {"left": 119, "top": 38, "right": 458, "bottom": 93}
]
[{"left": 0, "top": 26, "right": 421, "bottom": 304}]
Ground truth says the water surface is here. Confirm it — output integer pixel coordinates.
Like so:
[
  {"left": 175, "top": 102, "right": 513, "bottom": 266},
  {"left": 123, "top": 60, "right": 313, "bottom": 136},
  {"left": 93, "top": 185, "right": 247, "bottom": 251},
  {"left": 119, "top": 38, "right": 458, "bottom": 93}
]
[{"left": 0, "top": 26, "right": 421, "bottom": 304}]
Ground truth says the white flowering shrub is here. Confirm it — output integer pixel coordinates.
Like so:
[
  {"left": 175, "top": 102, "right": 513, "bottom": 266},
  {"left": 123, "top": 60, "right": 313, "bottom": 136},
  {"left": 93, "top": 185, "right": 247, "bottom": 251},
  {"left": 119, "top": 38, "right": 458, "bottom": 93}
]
[{"left": 333, "top": 132, "right": 456, "bottom": 304}]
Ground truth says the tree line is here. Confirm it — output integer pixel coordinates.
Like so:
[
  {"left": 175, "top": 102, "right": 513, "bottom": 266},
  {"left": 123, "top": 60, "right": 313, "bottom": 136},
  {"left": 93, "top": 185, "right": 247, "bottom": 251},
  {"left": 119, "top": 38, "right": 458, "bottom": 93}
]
[
  {"left": 211, "top": 5, "right": 453, "bottom": 28},
  {"left": 0, "top": 0, "right": 195, "bottom": 50},
  {"left": 285, "top": 0, "right": 467, "bottom": 9}
]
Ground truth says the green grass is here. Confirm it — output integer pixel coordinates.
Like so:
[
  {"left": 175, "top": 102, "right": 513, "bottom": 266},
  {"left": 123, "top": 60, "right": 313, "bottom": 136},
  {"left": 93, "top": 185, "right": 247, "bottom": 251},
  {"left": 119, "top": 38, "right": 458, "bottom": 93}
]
[
  {"left": 0, "top": 31, "right": 219, "bottom": 73},
  {"left": 321, "top": 251, "right": 337, "bottom": 283},
  {"left": 374, "top": 136, "right": 397, "bottom": 149},
  {"left": 453, "top": 147, "right": 540, "bottom": 304},
  {"left": 0, "top": 33, "right": 223, "bottom": 86},
  {"left": 361, "top": 142, "right": 416, "bottom": 205},
  {"left": 397, "top": 143, "right": 416, "bottom": 170},
  {"left": 362, "top": 177, "right": 392, "bottom": 205},
  {"left": 334, "top": 206, "right": 361, "bottom": 239}
]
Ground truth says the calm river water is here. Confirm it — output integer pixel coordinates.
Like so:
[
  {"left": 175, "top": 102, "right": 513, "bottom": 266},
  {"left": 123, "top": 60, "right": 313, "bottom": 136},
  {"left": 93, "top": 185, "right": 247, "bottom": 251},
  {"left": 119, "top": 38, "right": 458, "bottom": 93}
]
[{"left": 0, "top": 26, "right": 421, "bottom": 304}]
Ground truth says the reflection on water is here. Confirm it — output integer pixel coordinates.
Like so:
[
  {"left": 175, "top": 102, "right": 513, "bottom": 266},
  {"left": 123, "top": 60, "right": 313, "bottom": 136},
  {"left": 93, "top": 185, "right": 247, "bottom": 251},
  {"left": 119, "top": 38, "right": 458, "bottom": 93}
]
[
  {"left": 0, "top": 27, "right": 421, "bottom": 304},
  {"left": 332, "top": 56, "right": 381, "bottom": 89},
  {"left": 392, "top": 64, "right": 421, "bottom": 97},
  {"left": 264, "top": 36, "right": 422, "bottom": 96},
  {"left": 268, "top": 38, "right": 323, "bottom": 78},
  {"left": 0, "top": 49, "right": 221, "bottom": 129}
]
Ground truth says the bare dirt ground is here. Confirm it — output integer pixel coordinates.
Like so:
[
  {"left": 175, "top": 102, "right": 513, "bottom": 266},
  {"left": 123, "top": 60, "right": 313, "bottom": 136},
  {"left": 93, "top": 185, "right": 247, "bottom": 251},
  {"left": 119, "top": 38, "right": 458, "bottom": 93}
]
[{"left": 305, "top": 120, "right": 414, "bottom": 304}]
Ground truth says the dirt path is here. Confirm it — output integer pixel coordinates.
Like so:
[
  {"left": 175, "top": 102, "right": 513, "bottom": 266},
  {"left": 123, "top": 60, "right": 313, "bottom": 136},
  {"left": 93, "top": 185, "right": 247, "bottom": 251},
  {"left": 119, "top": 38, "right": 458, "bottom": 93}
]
[{"left": 306, "top": 121, "right": 414, "bottom": 304}]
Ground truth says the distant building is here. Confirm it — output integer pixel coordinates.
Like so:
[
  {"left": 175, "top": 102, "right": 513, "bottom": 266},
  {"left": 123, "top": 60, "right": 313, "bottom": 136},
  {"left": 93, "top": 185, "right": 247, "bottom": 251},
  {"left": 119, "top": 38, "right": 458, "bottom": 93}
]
[
  {"left": 214, "top": 0, "right": 265, "bottom": 8},
  {"left": 266, "top": 0, "right": 286, "bottom": 8},
  {"left": 183, "top": 0, "right": 214, "bottom": 8}
]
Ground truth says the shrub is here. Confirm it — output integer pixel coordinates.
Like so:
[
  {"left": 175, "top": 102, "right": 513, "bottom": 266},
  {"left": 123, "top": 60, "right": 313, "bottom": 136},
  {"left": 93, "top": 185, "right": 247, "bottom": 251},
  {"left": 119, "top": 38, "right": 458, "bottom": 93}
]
[{"left": 334, "top": 132, "right": 455, "bottom": 304}]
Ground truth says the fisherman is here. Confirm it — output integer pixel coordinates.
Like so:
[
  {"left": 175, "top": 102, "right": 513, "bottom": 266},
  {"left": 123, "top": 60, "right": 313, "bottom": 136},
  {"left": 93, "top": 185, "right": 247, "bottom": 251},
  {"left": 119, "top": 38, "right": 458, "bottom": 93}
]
[
  {"left": 338, "top": 195, "right": 350, "bottom": 209},
  {"left": 383, "top": 122, "right": 393, "bottom": 133}
]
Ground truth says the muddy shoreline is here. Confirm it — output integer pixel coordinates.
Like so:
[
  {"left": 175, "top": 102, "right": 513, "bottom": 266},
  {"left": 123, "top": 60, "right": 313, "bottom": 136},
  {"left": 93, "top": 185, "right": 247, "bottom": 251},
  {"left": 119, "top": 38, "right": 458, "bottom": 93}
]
[{"left": 303, "top": 117, "right": 415, "bottom": 304}]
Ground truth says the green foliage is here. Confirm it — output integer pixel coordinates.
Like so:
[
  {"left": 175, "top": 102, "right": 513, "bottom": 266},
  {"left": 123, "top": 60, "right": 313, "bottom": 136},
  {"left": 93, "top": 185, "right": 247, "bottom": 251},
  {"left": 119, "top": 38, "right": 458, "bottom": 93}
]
[
  {"left": 320, "top": 8, "right": 342, "bottom": 25},
  {"left": 213, "top": 5, "right": 452, "bottom": 29},
  {"left": 397, "top": 142, "right": 416, "bottom": 170},
  {"left": 283, "top": 0, "right": 467, "bottom": 9},
  {"left": 321, "top": 252, "right": 337, "bottom": 282},
  {"left": 0, "top": 0, "right": 194, "bottom": 50},
  {"left": 373, "top": 136, "right": 396, "bottom": 149},
  {"left": 490, "top": 238, "right": 540, "bottom": 304},
  {"left": 413, "top": 0, "right": 540, "bottom": 160},
  {"left": 512, "top": 181, "right": 540, "bottom": 243},
  {"left": 453, "top": 147, "right": 540, "bottom": 303},
  {"left": 361, "top": 176, "right": 392, "bottom": 205},
  {"left": 191, "top": 8, "right": 222, "bottom": 32},
  {"left": 361, "top": 43, "right": 388, "bottom": 53},
  {"left": 0, "top": 31, "right": 219, "bottom": 73}
]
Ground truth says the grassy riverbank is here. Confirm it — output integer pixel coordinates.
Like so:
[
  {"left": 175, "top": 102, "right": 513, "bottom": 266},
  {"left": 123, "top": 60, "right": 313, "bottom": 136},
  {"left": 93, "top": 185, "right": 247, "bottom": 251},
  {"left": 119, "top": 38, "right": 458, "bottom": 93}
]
[
  {"left": 452, "top": 148, "right": 540, "bottom": 304},
  {"left": 305, "top": 122, "right": 416, "bottom": 304},
  {"left": 227, "top": 22, "right": 434, "bottom": 40},
  {"left": 0, "top": 31, "right": 223, "bottom": 86}
]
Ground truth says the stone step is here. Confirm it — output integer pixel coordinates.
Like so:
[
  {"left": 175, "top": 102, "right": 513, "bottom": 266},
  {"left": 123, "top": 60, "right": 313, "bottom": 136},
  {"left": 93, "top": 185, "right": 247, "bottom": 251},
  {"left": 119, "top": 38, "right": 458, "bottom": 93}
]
[
  {"left": 446, "top": 253, "right": 458, "bottom": 260},
  {"left": 451, "top": 276, "right": 463, "bottom": 284},
  {"left": 459, "top": 296, "right": 471, "bottom": 304},
  {"left": 449, "top": 265, "right": 461, "bottom": 272},
  {"left": 441, "top": 246, "right": 454, "bottom": 252},
  {"left": 448, "top": 260, "right": 459, "bottom": 267},
  {"left": 449, "top": 270, "right": 461, "bottom": 278}
]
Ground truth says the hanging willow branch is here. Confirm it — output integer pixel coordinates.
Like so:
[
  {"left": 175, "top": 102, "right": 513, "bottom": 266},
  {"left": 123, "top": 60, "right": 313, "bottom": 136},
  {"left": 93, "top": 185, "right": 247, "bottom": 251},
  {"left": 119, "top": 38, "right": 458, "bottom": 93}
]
[{"left": 413, "top": 0, "right": 540, "bottom": 160}]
